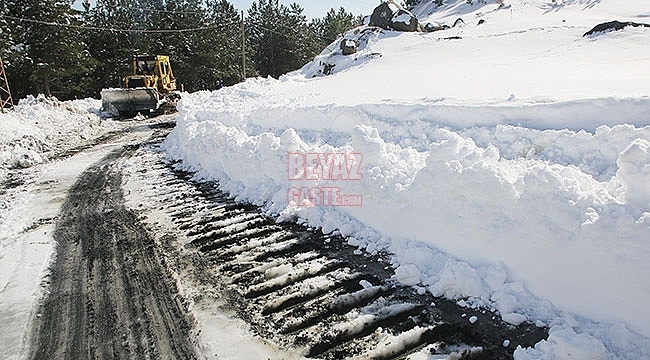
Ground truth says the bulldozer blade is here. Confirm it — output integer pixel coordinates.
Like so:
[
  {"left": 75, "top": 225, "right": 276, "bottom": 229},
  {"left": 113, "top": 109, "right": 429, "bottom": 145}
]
[{"left": 101, "top": 88, "right": 160, "bottom": 118}]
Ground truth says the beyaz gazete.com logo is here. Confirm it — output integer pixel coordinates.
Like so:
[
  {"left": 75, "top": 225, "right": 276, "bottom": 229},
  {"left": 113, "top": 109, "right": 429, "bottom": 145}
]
[{"left": 287, "top": 152, "right": 363, "bottom": 207}]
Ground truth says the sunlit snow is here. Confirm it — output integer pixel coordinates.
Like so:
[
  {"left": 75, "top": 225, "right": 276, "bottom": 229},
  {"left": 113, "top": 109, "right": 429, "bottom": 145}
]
[
  {"left": 2, "top": 0, "right": 650, "bottom": 359},
  {"left": 163, "top": 1, "right": 650, "bottom": 359}
]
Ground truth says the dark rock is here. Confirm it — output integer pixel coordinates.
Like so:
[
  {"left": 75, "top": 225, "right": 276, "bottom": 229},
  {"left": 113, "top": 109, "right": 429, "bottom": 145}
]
[
  {"left": 391, "top": 8, "right": 422, "bottom": 32},
  {"left": 369, "top": 1, "right": 396, "bottom": 30},
  {"left": 583, "top": 20, "right": 650, "bottom": 37},
  {"left": 340, "top": 39, "right": 359, "bottom": 55},
  {"left": 322, "top": 63, "right": 335, "bottom": 76},
  {"left": 424, "top": 22, "right": 449, "bottom": 32},
  {"left": 369, "top": 0, "right": 422, "bottom": 32}
]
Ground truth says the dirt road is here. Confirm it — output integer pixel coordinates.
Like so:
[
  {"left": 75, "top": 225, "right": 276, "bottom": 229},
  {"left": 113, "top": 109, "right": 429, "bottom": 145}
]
[
  {"left": 27, "top": 120, "right": 547, "bottom": 359},
  {"left": 29, "top": 132, "right": 197, "bottom": 359}
]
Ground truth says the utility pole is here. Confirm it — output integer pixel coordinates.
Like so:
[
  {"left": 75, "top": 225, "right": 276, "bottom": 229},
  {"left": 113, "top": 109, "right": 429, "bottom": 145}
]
[
  {"left": 0, "top": 57, "right": 15, "bottom": 113},
  {"left": 241, "top": 10, "right": 246, "bottom": 82}
]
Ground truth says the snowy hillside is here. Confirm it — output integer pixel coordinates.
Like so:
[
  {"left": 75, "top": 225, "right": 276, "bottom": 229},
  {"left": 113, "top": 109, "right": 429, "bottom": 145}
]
[{"left": 164, "top": 0, "right": 650, "bottom": 359}]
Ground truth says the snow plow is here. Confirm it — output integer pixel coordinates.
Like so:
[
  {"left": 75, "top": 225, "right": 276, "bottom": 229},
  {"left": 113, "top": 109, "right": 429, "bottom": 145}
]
[{"left": 101, "top": 55, "right": 181, "bottom": 118}]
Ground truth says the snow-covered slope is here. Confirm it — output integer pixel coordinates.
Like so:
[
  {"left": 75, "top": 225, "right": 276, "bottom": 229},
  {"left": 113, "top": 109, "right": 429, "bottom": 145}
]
[{"left": 165, "top": 0, "right": 650, "bottom": 358}]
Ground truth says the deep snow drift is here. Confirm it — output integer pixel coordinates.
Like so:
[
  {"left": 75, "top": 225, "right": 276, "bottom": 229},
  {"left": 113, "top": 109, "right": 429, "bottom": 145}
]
[{"left": 164, "top": 0, "right": 650, "bottom": 358}]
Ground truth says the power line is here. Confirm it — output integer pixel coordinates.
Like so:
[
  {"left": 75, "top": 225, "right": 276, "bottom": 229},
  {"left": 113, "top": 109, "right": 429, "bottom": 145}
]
[
  {"left": 0, "top": 14, "right": 239, "bottom": 33},
  {"left": 2, "top": 12, "right": 338, "bottom": 44},
  {"left": 247, "top": 20, "right": 337, "bottom": 43},
  {"left": 108, "top": 5, "right": 207, "bottom": 16}
]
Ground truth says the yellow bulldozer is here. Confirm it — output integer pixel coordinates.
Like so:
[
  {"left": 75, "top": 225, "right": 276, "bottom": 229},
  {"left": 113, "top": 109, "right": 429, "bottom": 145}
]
[{"left": 101, "top": 54, "right": 181, "bottom": 118}]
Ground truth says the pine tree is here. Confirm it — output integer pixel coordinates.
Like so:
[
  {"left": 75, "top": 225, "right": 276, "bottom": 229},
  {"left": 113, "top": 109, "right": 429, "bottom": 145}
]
[
  {"left": 247, "top": 0, "right": 279, "bottom": 78},
  {"left": 204, "top": 0, "right": 252, "bottom": 86},
  {"left": 321, "top": 7, "right": 362, "bottom": 42},
  {"left": 280, "top": 3, "right": 321, "bottom": 75},
  {"left": 310, "top": 7, "right": 363, "bottom": 50},
  {"left": 83, "top": 0, "right": 142, "bottom": 96},
  {"left": 0, "top": 1, "right": 15, "bottom": 62},
  {"left": 152, "top": 0, "right": 207, "bottom": 92},
  {"left": 247, "top": 0, "right": 321, "bottom": 78},
  {"left": 2, "top": 0, "right": 94, "bottom": 100}
]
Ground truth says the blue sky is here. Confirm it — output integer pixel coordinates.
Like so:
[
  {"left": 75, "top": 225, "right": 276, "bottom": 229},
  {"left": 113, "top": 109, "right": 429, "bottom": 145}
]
[
  {"left": 74, "top": 1, "right": 381, "bottom": 19},
  {"left": 230, "top": 0, "right": 380, "bottom": 19}
]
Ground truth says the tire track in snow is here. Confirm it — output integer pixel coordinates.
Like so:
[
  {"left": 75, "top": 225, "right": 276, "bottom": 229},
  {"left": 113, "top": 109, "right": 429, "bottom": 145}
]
[
  {"left": 29, "top": 126, "right": 197, "bottom": 360},
  {"left": 128, "top": 142, "right": 548, "bottom": 360}
]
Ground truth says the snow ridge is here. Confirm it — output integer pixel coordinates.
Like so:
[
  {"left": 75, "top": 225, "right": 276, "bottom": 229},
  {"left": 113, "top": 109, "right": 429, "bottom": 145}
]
[{"left": 163, "top": 0, "right": 650, "bottom": 358}]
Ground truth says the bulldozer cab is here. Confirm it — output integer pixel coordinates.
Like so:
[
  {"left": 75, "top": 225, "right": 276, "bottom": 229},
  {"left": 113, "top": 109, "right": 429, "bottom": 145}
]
[
  {"left": 125, "top": 55, "right": 176, "bottom": 94},
  {"left": 136, "top": 58, "right": 156, "bottom": 75}
]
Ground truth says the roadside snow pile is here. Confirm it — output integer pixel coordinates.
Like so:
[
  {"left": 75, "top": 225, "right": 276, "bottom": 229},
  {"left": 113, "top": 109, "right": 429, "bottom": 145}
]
[
  {"left": 165, "top": 0, "right": 650, "bottom": 358},
  {"left": 0, "top": 94, "right": 109, "bottom": 170},
  {"left": 166, "top": 101, "right": 650, "bottom": 358}
]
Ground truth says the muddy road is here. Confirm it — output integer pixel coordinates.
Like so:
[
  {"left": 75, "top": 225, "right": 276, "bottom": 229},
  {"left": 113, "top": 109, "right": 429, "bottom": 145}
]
[
  {"left": 29, "top": 129, "right": 197, "bottom": 360},
  {"left": 28, "top": 121, "right": 547, "bottom": 359}
]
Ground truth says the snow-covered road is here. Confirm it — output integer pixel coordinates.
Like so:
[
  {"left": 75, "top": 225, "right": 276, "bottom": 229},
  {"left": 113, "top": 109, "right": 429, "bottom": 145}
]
[
  {"left": 0, "top": 116, "right": 177, "bottom": 359},
  {"left": 29, "top": 128, "right": 197, "bottom": 359},
  {"left": 1, "top": 147, "right": 114, "bottom": 359},
  {"left": 122, "top": 134, "right": 547, "bottom": 359}
]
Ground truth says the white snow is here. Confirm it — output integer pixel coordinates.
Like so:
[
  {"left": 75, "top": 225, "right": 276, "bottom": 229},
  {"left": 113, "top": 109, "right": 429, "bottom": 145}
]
[
  {"left": 2, "top": 0, "right": 650, "bottom": 359},
  {"left": 352, "top": 325, "right": 434, "bottom": 360},
  {"left": 0, "top": 98, "right": 142, "bottom": 360},
  {"left": 393, "top": 12, "right": 415, "bottom": 26},
  {"left": 162, "top": 0, "right": 650, "bottom": 358},
  {"left": 0, "top": 95, "right": 115, "bottom": 171}
]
